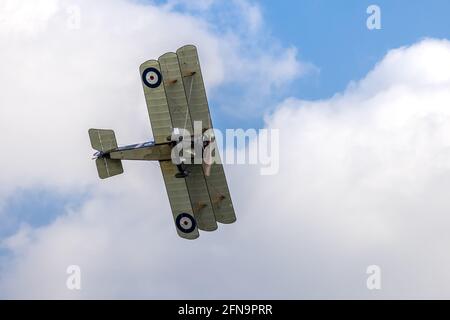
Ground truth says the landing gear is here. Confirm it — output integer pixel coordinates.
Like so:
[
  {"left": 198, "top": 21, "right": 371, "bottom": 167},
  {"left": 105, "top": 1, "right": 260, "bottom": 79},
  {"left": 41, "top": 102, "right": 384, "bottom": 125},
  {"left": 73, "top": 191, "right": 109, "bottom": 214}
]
[{"left": 175, "top": 163, "right": 189, "bottom": 178}]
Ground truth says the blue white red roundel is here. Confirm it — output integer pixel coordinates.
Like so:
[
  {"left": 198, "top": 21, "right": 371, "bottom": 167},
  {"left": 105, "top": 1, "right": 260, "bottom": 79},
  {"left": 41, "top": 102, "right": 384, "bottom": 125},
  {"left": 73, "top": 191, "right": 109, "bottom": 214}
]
[
  {"left": 175, "top": 213, "right": 196, "bottom": 234},
  {"left": 142, "top": 67, "right": 162, "bottom": 88}
]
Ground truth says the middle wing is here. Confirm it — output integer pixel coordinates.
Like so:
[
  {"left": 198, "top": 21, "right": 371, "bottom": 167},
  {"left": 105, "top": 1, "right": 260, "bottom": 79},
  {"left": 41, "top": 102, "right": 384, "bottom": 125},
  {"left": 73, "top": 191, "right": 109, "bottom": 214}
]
[{"left": 158, "top": 52, "right": 218, "bottom": 232}]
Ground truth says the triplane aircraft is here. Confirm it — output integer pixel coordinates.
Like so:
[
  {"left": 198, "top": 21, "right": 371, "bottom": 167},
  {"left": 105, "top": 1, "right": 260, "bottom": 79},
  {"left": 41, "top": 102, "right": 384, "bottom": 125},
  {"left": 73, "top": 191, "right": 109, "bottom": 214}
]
[{"left": 88, "top": 45, "right": 236, "bottom": 240}]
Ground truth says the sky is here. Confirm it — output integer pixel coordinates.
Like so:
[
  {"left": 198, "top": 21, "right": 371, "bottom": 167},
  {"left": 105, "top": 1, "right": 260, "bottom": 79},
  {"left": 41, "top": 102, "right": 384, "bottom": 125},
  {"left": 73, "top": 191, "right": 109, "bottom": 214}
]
[{"left": 0, "top": 0, "right": 450, "bottom": 299}]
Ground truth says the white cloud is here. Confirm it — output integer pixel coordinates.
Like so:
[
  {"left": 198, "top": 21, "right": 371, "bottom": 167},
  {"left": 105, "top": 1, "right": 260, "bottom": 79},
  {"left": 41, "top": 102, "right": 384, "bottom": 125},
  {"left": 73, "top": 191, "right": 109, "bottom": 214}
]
[
  {"left": 1, "top": 0, "right": 450, "bottom": 299},
  {"left": 0, "top": 0, "right": 59, "bottom": 35},
  {"left": 232, "top": 0, "right": 263, "bottom": 33}
]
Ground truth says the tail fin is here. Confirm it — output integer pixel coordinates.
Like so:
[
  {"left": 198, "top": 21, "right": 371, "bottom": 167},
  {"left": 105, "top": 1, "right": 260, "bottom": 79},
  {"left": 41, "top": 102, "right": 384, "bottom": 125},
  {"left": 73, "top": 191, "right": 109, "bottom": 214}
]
[{"left": 88, "top": 129, "right": 123, "bottom": 179}]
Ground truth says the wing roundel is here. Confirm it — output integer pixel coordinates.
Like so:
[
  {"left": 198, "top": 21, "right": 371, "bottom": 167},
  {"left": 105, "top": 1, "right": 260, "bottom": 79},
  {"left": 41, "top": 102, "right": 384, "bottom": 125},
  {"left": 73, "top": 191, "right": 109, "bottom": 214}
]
[{"left": 139, "top": 60, "right": 172, "bottom": 144}]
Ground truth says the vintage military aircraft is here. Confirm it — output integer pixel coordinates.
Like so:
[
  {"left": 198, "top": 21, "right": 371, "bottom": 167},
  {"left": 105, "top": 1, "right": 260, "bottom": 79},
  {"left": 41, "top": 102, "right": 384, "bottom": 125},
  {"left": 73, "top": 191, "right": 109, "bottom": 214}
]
[{"left": 88, "top": 45, "right": 236, "bottom": 240}]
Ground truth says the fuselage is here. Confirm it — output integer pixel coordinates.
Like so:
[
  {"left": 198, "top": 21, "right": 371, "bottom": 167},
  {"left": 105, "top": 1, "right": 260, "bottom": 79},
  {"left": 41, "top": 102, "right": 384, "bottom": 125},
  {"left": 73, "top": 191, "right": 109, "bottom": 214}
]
[{"left": 95, "top": 141, "right": 172, "bottom": 161}]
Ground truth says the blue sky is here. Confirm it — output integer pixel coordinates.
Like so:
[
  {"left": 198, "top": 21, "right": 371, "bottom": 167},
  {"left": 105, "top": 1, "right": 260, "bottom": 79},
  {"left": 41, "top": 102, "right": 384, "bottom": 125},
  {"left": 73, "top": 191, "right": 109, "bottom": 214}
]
[
  {"left": 1, "top": 0, "right": 450, "bottom": 298},
  {"left": 159, "top": 0, "right": 450, "bottom": 130},
  {"left": 259, "top": 0, "right": 450, "bottom": 101},
  {"left": 0, "top": 189, "right": 89, "bottom": 239}
]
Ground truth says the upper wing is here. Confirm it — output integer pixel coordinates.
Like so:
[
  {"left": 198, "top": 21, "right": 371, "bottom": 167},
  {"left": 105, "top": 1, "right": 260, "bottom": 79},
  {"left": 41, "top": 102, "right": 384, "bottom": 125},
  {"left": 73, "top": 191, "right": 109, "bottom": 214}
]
[
  {"left": 177, "top": 45, "right": 236, "bottom": 224},
  {"left": 203, "top": 143, "right": 236, "bottom": 224},
  {"left": 176, "top": 45, "right": 212, "bottom": 131},
  {"left": 184, "top": 164, "right": 218, "bottom": 231},
  {"left": 139, "top": 60, "right": 172, "bottom": 144}
]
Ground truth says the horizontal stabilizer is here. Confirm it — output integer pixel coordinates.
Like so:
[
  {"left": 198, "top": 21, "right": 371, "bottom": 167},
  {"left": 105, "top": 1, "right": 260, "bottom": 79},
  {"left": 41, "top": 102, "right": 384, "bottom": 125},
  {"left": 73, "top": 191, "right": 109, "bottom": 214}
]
[
  {"left": 89, "top": 129, "right": 123, "bottom": 179},
  {"left": 95, "top": 158, "right": 123, "bottom": 179},
  {"left": 89, "top": 129, "right": 118, "bottom": 152}
]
